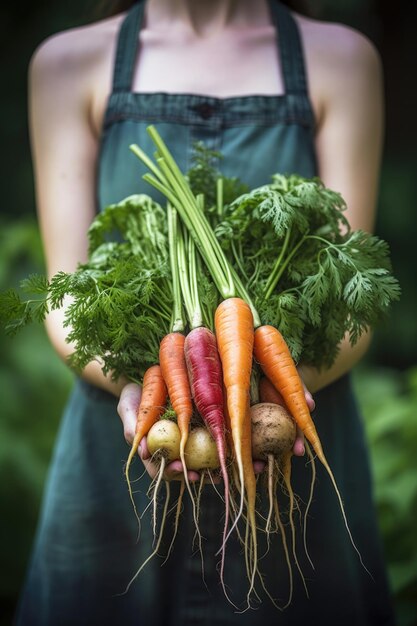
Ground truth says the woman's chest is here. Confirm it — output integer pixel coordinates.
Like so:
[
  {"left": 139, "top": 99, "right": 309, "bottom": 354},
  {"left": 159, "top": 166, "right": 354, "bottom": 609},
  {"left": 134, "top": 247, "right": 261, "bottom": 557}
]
[
  {"left": 132, "top": 26, "right": 285, "bottom": 97},
  {"left": 90, "top": 22, "right": 287, "bottom": 136}
]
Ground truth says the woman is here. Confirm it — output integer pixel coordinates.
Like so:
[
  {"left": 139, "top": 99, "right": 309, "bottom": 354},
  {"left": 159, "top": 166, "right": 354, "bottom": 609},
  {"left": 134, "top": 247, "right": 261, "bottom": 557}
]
[{"left": 16, "top": 1, "right": 395, "bottom": 624}]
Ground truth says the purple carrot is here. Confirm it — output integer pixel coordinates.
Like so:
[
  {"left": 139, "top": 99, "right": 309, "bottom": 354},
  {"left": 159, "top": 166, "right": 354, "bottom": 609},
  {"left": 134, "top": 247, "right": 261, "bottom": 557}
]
[{"left": 184, "top": 326, "right": 231, "bottom": 589}]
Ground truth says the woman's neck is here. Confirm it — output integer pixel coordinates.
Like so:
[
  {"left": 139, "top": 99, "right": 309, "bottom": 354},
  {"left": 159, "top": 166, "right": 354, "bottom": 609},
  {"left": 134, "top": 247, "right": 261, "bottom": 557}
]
[{"left": 146, "top": 0, "right": 271, "bottom": 36}]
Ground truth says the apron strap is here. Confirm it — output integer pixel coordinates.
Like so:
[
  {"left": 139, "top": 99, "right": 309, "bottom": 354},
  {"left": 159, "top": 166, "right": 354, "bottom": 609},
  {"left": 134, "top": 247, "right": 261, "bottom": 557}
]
[
  {"left": 269, "top": 1, "right": 309, "bottom": 96},
  {"left": 112, "top": 1, "right": 145, "bottom": 93}
]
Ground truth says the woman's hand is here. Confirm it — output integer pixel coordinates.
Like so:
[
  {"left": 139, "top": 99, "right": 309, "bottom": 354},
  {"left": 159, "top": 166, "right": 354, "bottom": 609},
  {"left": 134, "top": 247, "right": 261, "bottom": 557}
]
[
  {"left": 117, "top": 382, "right": 201, "bottom": 482},
  {"left": 117, "top": 379, "right": 314, "bottom": 481}
]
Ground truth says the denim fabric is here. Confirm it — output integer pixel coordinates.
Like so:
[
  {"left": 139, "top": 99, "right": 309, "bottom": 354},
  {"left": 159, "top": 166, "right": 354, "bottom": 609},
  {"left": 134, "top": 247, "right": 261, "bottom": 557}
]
[{"left": 16, "top": 1, "right": 395, "bottom": 624}]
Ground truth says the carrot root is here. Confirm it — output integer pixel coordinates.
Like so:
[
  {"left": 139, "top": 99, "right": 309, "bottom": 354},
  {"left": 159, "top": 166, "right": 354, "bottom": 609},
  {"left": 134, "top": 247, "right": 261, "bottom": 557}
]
[
  {"left": 122, "top": 481, "right": 171, "bottom": 595},
  {"left": 162, "top": 479, "right": 185, "bottom": 565},
  {"left": 152, "top": 456, "right": 166, "bottom": 542},
  {"left": 303, "top": 441, "right": 316, "bottom": 571},
  {"left": 281, "top": 453, "right": 308, "bottom": 599},
  {"left": 125, "top": 432, "right": 143, "bottom": 531},
  {"left": 273, "top": 484, "right": 294, "bottom": 610}
]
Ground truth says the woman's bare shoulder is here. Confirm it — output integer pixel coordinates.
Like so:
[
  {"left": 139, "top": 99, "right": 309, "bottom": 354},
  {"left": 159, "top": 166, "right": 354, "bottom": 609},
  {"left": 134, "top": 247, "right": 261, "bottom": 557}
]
[
  {"left": 294, "top": 14, "right": 383, "bottom": 123},
  {"left": 29, "top": 14, "right": 125, "bottom": 89},
  {"left": 29, "top": 14, "right": 126, "bottom": 135},
  {"left": 296, "top": 13, "right": 381, "bottom": 65}
]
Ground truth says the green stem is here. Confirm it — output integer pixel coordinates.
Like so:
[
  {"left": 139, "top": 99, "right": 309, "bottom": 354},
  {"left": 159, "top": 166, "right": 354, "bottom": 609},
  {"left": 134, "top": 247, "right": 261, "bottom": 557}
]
[
  {"left": 263, "top": 234, "right": 307, "bottom": 302},
  {"left": 194, "top": 190, "right": 231, "bottom": 281},
  {"left": 167, "top": 204, "right": 185, "bottom": 333},
  {"left": 217, "top": 177, "right": 223, "bottom": 217},
  {"left": 196, "top": 253, "right": 215, "bottom": 331},
  {"left": 197, "top": 206, "right": 234, "bottom": 295},
  {"left": 238, "top": 239, "right": 244, "bottom": 268},
  {"left": 247, "top": 260, "right": 262, "bottom": 290},
  {"left": 143, "top": 172, "right": 216, "bottom": 281},
  {"left": 156, "top": 157, "right": 234, "bottom": 299},
  {"left": 134, "top": 126, "right": 262, "bottom": 326},
  {"left": 307, "top": 234, "right": 359, "bottom": 272},
  {"left": 129, "top": 144, "right": 168, "bottom": 186},
  {"left": 231, "top": 239, "right": 249, "bottom": 281},
  {"left": 143, "top": 170, "right": 211, "bottom": 284},
  {"left": 177, "top": 221, "right": 203, "bottom": 329},
  {"left": 188, "top": 196, "right": 204, "bottom": 328},
  {"left": 147, "top": 126, "right": 235, "bottom": 298},
  {"left": 148, "top": 332, "right": 162, "bottom": 357},
  {"left": 188, "top": 237, "right": 203, "bottom": 328},
  {"left": 263, "top": 228, "right": 292, "bottom": 299},
  {"left": 141, "top": 302, "right": 172, "bottom": 324},
  {"left": 167, "top": 159, "right": 234, "bottom": 299},
  {"left": 230, "top": 266, "right": 261, "bottom": 328},
  {"left": 150, "top": 283, "right": 172, "bottom": 317}
]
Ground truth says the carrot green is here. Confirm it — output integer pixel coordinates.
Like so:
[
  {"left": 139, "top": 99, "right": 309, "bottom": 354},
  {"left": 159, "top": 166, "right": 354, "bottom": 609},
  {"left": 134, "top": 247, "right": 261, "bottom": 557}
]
[{"left": 0, "top": 129, "right": 400, "bottom": 379}]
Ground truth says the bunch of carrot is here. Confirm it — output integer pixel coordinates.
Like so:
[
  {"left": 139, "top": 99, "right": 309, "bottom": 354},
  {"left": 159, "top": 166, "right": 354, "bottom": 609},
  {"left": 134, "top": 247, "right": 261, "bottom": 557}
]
[
  {"left": 122, "top": 126, "right": 370, "bottom": 607},
  {"left": 125, "top": 295, "right": 331, "bottom": 606},
  {"left": 121, "top": 128, "right": 327, "bottom": 605}
]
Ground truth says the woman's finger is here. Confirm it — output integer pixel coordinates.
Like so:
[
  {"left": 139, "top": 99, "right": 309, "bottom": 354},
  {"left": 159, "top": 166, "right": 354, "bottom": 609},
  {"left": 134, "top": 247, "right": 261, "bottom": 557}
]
[
  {"left": 253, "top": 460, "right": 266, "bottom": 474},
  {"left": 293, "top": 426, "right": 305, "bottom": 456},
  {"left": 117, "top": 382, "right": 142, "bottom": 445},
  {"left": 164, "top": 460, "right": 200, "bottom": 483}
]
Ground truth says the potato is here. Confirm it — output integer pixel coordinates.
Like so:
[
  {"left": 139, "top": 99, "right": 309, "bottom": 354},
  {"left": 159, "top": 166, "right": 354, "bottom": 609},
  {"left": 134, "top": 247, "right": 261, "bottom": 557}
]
[
  {"left": 184, "top": 427, "right": 220, "bottom": 471},
  {"left": 147, "top": 420, "right": 181, "bottom": 463},
  {"left": 250, "top": 403, "right": 296, "bottom": 460}
]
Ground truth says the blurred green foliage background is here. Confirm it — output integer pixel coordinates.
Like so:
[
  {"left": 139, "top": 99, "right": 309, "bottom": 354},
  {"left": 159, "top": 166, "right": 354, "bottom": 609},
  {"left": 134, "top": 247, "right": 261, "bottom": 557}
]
[{"left": 1, "top": 1, "right": 416, "bottom": 625}]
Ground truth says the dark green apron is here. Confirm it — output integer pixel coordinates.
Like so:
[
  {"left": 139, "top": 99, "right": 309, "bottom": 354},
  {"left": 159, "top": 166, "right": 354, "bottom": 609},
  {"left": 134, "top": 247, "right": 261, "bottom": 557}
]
[{"left": 16, "top": 2, "right": 395, "bottom": 625}]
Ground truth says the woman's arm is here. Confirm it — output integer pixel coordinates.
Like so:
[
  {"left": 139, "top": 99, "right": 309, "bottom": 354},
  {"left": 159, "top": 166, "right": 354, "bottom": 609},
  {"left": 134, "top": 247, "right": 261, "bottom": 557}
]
[
  {"left": 297, "top": 19, "right": 384, "bottom": 392},
  {"left": 29, "top": 21, "right": 203, "bottom": 480},
  {"left": 29, "top": 27, "right": 127, "bottom": 397}
]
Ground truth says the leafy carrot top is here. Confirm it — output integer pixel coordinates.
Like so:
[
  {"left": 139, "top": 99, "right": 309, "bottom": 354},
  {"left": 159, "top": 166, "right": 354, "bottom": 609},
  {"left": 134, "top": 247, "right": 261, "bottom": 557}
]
[{"left": 0, "top": 140, "right": 400, "bottom": 380}]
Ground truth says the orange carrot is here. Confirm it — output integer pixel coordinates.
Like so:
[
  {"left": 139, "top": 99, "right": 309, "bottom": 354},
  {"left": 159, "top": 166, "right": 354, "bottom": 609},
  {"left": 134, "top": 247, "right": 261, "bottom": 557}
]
[
  {"left": 159, "top": 332, "right": 193, "bottom": 472},
  {"left": 158, "top": 331, "right": 203, "bottom": 554},
  {"left": 253, "top": 324, "right": 370, "bottom": 572},
  {"left": 215, "top": 297, "right": 258, "bottom": 603},
  {"left": 125, "top": 365, "right": 168, "bottom": 517},
  {"left": 254, "top": 326, "right": 324, "bottom": 460}
]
